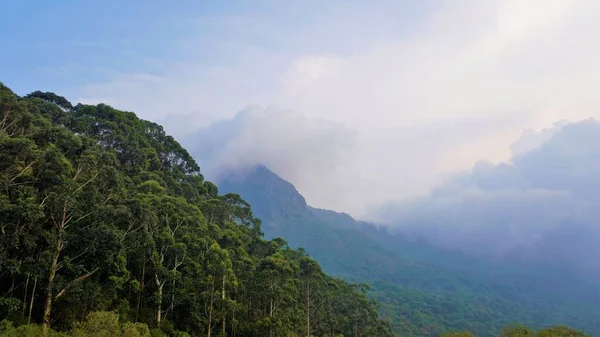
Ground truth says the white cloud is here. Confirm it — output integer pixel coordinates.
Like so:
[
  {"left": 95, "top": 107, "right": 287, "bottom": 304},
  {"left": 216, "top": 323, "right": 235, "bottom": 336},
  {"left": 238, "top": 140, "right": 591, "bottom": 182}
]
[
  {"left": 374, "top": 120, "right": 600, "bottom": 271},
  {"left": 192, "top": 106, "right": 357, "bottom": 181},
  {"left": 74, "top": 0, "right": 600, "bottom": 218}
]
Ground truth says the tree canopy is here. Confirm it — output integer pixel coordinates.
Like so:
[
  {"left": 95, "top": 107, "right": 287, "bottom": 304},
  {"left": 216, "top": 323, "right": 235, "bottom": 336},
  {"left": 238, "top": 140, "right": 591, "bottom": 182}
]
[{"left": 0, "top": 82, "right": 394, "bottom": 337}]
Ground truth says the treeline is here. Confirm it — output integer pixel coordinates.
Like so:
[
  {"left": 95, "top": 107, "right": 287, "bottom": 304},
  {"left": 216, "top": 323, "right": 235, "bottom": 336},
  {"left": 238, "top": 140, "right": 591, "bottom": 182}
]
[
  {"left": 442, "top": 324, "right": 589, "bottom": 337},
  {"left": 369, "top": 281, "right": 597, "bottom": 336},
  {"left": 0, "top": 83, "right": 394, "bottom": 336}
]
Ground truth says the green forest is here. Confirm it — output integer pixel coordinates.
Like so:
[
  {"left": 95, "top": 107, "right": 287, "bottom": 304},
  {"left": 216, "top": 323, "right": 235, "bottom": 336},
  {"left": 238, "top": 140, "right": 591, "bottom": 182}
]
[
  {"left": 0, "top": 83, "right": 392, "bottom": 336},
  {"left": 0, "top": 81, "right": 591, "bottom": 337}
]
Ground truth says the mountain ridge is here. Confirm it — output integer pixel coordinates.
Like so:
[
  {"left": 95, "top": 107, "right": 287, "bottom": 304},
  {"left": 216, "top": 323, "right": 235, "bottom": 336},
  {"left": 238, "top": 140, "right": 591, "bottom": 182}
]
[
  {"left": 0, "top": 83, "right": 396, "bottom": 337},
  {"left": 217, "top": 165, "right": 418, "bottom": 282},
  {"left": 215, "top": 162, "right": 600, "bottom": 336}
]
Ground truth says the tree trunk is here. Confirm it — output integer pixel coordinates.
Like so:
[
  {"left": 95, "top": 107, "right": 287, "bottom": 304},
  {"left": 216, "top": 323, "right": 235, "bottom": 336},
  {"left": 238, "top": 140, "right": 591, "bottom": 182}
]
[
  {"left": 168, "top": 254, "right": 181, "bottom": 323},
  {"left": 22, "top": 274, "right": 29, "bottom": 317},
  {"left": 269, "top": 298, "right": 274, "bottom": 337},
  {"left": 28, "top": 277, "right": 37, "bottom": 325},
  {"left": 169, "top": 278, "right": 175, "bottom": 322},
  {"left": 207, "top": 281, "right": 214, "bottom": 337},
  {"left": 232, "top": 297, "right": 236, "bottom": 337},
  {"left": 155, "top": 273, "right": 163, "bottom": 327},
  {"left": 207, "top": 307, "right": 212, "bottom": 337},
  {"left": 306, "top": 280, "right": 310, "bottom": 337},
  {"left": 222, "top": 275, "right": 226, "bottom": 337},
  {"left": 9, "top": 273, "right": 15, "bottom": 297},
  {"left": 136, "top": 258, "right": 146, "bottom": 322},
  {"left": 43, "top": 234, "right": 63, "bottom": 332}
]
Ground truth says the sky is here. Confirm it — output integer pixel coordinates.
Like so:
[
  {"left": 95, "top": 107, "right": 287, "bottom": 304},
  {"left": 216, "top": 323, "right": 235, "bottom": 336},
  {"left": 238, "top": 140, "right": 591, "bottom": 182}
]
[
  {"left": 376, "top": 119, "right": 600, "bottom": 276},
  {"left": 3, "top": 0, "right": 600, "bottom": 219}
]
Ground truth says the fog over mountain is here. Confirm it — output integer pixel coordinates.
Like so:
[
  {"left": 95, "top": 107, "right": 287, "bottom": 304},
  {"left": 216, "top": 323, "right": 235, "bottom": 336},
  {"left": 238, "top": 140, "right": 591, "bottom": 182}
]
[
  {"left": 7, "top": 0, "right": 600, "bottom": 335},
  {"left": 57, "top": 0, "right": 600, "bottom": 219},
  {"left": 181, "top": 106, "right": 358, "bottom": 204},
  {"left": 376, "top": 119, "right": 600, "bottom": 277},
  {"left": 182, "top": 106, "right": 533, "bottom": 218},
  {"left": 183, "top": 103, "right": 600, "bottom": 277}
]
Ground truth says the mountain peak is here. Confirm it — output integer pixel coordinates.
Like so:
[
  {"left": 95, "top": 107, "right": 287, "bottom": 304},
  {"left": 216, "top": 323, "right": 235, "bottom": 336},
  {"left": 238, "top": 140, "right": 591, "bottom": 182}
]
[{"left": 218, "top": 165, "right": 309, "bottom": 222}]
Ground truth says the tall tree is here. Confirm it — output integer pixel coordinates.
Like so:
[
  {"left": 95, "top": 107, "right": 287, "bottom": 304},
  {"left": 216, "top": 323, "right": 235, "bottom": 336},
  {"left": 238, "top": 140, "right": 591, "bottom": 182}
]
[{"left": 0, "top": 83, "right": 395, "bottom": 337}]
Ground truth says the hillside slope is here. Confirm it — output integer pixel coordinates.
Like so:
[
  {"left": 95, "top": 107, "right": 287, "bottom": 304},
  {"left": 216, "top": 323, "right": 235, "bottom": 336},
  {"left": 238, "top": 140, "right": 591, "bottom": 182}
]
[
  {"left": 218, "top": 165, "right": 600, "bottom": 336},
  {"left": 0, "top": 83, "right": 394, "bottom": 336},
  {"left": 219, "top": 165, "right": 419, "bottom": 280}
]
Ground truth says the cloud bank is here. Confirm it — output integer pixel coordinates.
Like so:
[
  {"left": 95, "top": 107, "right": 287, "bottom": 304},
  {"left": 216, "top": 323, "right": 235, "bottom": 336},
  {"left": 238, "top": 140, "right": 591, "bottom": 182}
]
[
  {"left": 377, "top": 119, "right": 600, "bottom": 277},
  {"left": 182, "top": 106, "right": 357, "bottom": 198},
  {"left": 75, "top": 0, "right": 600, "bottom": 218}
]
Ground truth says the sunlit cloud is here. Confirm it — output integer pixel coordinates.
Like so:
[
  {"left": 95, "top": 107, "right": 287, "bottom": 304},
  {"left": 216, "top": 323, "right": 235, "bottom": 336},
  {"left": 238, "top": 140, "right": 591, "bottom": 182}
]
[{"left": 76, "top": 0, "right": 600, "bottom": 218}]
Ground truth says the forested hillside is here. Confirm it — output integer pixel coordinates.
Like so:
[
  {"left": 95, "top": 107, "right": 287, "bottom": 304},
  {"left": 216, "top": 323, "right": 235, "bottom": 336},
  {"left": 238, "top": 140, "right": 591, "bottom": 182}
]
[
  {"left": 0, "top": 82, "right": 394, "bottom": 336},
  {"left": 218, "top": 166, "right": 600, "bottom": 336}
]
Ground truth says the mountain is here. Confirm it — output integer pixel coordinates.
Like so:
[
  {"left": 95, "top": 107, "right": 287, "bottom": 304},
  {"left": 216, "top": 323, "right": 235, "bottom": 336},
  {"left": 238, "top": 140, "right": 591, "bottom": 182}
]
[
  {"left": 0, "top": 83, "right": 395, "bottom": 337},
  {"left": 2, "top": 81, "right": 596, "bottom": 336},
  {"left": 218, "top": 165, "right": 416, "bottom": 281},
  {"left": 217, "top": 165, "right": 600, "bottom": 336}
]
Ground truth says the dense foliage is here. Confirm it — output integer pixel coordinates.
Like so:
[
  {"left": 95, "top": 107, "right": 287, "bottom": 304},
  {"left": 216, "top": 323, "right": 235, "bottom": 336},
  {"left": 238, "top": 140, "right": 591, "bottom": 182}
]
[
  {"left": 439, "top": 324, "right": 589, "bottom": 337},
  {"left": 0, "top": 83, "right": 394, "bottom": 336}
]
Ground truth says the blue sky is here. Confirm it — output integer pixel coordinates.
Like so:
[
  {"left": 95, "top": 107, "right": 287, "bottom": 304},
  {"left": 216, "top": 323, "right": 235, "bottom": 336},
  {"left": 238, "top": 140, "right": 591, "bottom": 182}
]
[
  {"left": 0, "top": 0, "right": 440, "bottom": 128},
  {"left": 2, "top": 0, "right": 600, "bottom": 216},
  {"left": 2, "top": 1, "right": 432, "bottom": 98},
  {"left": 2, "top": 1, "right": 258, "bottom": 94}
]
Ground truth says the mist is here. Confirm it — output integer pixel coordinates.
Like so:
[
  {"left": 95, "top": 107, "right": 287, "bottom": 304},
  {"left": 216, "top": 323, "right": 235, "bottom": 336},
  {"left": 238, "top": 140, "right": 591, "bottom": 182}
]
[
  {"left": 74, "top": 0, "right": 600, "bottom": 218},
  {"left": 181, "top": 105, "right": 357, "bottom": 190},
  {"left": 376, "top": 119, "right": 600, "bottom": 277}
]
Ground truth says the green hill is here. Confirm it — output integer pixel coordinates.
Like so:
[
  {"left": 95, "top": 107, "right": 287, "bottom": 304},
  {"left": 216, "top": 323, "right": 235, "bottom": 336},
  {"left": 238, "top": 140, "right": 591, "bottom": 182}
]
[
  {"left": 0, "top": 80, "right": 595, "bottom": 336},
  {"left": 0, "top": 83, "right": 394, "bottom": 336},
  {"left": 218, "top": 165, "right": 600, "bottom": 336}
]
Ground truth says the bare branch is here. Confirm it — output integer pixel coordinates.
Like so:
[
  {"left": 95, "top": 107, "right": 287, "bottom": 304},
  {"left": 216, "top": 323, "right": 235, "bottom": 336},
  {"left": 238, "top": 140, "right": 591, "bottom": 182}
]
[
  {"left": 64, "top": 210, "right": 96, "bottom": 229},
  {"left": 54, "top": 267, "right": 100, "bottom": 301},
  {"left": 39, "top": 193, "right": 50, "bottom": 207},
  {"left": 9, "top": 161, "right": 35, "bottom": 184},
  {"left": 70, "top": 172, "right": 98, "bottom": 197},
  {"left": 120, "top": 221, "right": 143, "bottom": 244}
]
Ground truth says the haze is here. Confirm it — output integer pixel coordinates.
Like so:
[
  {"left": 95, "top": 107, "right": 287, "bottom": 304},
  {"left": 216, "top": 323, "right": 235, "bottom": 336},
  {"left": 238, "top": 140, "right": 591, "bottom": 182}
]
[{"left": 3, "top": 0, "right": 600, "bottom": 219}]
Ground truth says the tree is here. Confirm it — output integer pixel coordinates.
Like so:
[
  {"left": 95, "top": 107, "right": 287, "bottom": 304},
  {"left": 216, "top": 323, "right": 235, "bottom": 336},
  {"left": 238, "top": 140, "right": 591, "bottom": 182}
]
[
  {"left": 39, "top": 144, "right": 106, "bottom": 331},
  {"left": 500, "top": 324, "right": 535, "bottom": 337},
  {"left": 537, "top": 326, "right": 589, "bottom": 337},
  {"left": 299, "top": 257, "right": 323, "bottom": 337},
  {"left": 254, "top": 252, "right": 297, "bottom": 337},
  {"left": 440, "top": 331, "right": 474, "bottom": 337},
  {"left": 25, "top": 91, "right": 73, "bottom": 112},
  {"left": 0, "top": 83, "right": 398, "bottom": 337}
]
